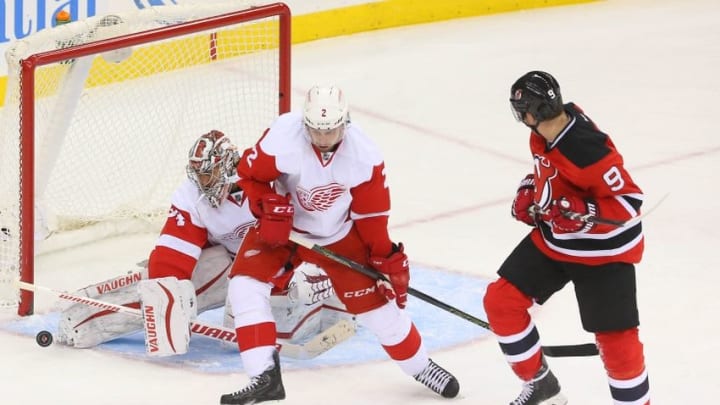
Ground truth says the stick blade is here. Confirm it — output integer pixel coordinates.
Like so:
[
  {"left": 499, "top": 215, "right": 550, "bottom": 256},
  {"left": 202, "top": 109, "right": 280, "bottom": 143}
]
[
  {"left": 542, "top": 343, "right": 599, "bottom": 357},
  {"left": 279, "top": 318, "right": 357, "bottom": 360}
]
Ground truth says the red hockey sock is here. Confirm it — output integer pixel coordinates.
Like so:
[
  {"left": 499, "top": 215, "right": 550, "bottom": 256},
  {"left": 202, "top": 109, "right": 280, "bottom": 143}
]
[{"left": 235, "top": 321, "right": 277, "bottom": 352}]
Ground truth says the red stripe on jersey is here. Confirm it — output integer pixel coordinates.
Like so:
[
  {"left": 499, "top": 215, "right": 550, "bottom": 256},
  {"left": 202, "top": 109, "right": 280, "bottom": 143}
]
[
  {"left": 352, "top": 163, "right": 393, "bottom": 257},
  {"left": 147, "top": 246, "right": 197, "bottom": 280},
  {"left": 350, "top": 163, "right": 391, "bottom": 215},
  {"left": 160, "top": 205, "right": 209, "bottom": 248},
  {"left": 355, "top": 215, "right": 392, "bottom": 258},
  {"left": 237, "top": 143, "right": 281, "bottom": 217},
  {"left": 148, "top": 204, "right": 209, "bottom": 279}
]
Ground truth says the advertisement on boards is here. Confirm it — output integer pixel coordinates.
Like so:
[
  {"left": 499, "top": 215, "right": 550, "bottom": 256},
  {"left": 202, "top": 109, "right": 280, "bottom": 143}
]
[{"left": 0, "top": 0, "right": 185, "bottom": 74}]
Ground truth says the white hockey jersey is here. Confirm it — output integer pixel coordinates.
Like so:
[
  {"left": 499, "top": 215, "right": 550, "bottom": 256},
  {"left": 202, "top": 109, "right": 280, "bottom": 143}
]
[
  {"left": 147, "top": 179, "right": 255, "bottom": 280},
  {"left": 237, "top": 111, "right": 392, "bottom": 249}
]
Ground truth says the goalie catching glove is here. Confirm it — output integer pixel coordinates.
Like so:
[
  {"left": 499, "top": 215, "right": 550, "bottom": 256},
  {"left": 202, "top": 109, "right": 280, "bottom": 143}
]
[{"left": 369, "top": 243, "right": 410, "bottom": 309}]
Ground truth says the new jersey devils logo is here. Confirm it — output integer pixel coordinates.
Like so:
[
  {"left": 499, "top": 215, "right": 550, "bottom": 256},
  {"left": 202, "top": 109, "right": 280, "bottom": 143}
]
[
  {"left": 533, "top": 155, "right": 558, "bottom": 209},
  {"left": 296, "top": 184, "right": 345, "bottom": 212}
]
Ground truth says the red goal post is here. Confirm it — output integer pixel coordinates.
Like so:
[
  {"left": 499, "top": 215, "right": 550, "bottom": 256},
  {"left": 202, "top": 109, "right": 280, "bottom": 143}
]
[{"left": 0, "top": 2, "right": 291, "bottom": 316}]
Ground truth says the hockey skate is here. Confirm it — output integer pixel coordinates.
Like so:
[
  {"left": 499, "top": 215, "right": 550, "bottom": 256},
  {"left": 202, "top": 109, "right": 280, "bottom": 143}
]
[
  {"left": 220, "top": 351, "right": 285, "bottom": 405},
  {"left": 413, "top": 358, "right": 460, "bottom": 398},
  {"left": 510, "top": 360, "right": 567, "bottom": 405}
]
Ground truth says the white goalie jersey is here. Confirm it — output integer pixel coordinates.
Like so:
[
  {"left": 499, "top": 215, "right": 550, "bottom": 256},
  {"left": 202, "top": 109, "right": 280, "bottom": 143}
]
[{"left": 147, "top": 179, "right": 253, "bottom": 282}]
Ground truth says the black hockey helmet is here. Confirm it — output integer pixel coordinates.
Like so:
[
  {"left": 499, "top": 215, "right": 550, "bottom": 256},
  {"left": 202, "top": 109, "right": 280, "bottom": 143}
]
[{"left": 509, "top": 71, "right": 564, "bottom": 122}]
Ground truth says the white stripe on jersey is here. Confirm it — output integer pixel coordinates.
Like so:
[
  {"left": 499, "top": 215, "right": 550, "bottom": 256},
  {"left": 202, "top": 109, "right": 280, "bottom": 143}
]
[
  {"left": 544, "top": 232, "right": 644, "bottom": 258},
  {"left": 156, "top": 233, "right": 203, "bottom": 259}
]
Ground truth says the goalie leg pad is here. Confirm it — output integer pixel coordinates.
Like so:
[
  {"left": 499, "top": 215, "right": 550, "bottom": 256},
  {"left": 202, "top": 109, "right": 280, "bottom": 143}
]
[
  {"left": 287, "top": 262, "right": 335, "bottom": 306},
  {"left": 272, "top": 299, "right": 324, "bottom": 342},
  {"left": 139, "top": 277, "right": 197, "bottom": 356},
  {"left": 76, "top": 269, "right": 146, "bottom": 299},
  {"left": 57, "top": 284, "right": 143, "bottom": 348},
  {"left": 190, "top": 244, "right": 232, "bottom": 313}
]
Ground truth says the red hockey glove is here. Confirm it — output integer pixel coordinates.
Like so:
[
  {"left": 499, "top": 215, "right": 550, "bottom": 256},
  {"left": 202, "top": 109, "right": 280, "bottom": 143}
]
[
  {"left": 369, "top": 243, "right": 410, "bottom": 309},
  {"left": 549, "top": 196, "right": 597, "bottom": 234},
  {"left": 257, "top": 194, "right": 294, "bottom": 246},
  {"left": 511, "top": 174, "right": 536, "bottom": 226}
]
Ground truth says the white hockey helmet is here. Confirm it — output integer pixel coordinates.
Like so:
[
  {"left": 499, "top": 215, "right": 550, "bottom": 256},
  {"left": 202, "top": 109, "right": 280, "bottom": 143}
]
[
  {"left": 303, "top": 85, "right": 349, "bottom": 131},
  {"left": 186, "top": 130, "right": 238, "bottom": 207}
]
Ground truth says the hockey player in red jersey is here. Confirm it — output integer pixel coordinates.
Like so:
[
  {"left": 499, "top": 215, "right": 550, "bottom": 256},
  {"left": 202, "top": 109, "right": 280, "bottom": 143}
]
[
  {"left": 219, "top": 86, "right": 459, "bottom": 404},
  {"left": 58, "top": 131, "right": 351, "bottom": 355},
  {"left": 483, "top": 71, "right": 650, "bottom": 405}
]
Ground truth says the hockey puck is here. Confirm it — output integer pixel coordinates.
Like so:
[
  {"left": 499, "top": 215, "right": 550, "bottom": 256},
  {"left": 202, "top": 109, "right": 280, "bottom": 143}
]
[{"left": 36, "top": 330, "right": 53, "bottom": 347}]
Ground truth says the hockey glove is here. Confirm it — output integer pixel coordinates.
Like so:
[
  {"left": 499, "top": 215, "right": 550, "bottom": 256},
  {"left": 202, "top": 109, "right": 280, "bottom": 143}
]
[
  {"left": 369, "top": 243, "right": 410, "bottom": 309},
  {"left": 549, "top": 196, "right": 597, "bottom": 234},
  {"left": 511, "top": 174, "right": 536, "bottom": 226},
  {"left": 257, "top": 193, "right": 294, "bottom": 246}
]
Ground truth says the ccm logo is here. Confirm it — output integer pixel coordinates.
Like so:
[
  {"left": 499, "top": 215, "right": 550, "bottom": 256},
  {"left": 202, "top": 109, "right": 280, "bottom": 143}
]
[
  {"left": 272, "top": 206, "right": 294, "bottom": 214},
  {"left": 343, "top": 286, "right": 376, "bottom": 298}
]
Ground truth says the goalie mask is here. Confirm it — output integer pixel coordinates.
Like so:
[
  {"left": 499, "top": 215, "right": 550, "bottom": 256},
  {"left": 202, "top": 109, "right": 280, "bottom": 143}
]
[
  {"left": 303, "top": 86, "right": 349, "bottom": 151},
  {"left": 186, "top": 130, "right": 237, "bottom": 208}
]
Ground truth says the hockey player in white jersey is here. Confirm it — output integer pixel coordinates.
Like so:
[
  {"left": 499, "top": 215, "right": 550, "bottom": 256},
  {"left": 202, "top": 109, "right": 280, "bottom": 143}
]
[
  {"left": 57, "top": 130, "right": 352, "bottom": 356},
  {"left": 220, "top": 86, "right": 460, "bottom": 404}
]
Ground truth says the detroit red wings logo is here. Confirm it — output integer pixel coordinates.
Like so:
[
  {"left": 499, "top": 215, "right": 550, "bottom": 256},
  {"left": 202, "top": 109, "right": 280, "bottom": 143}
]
[
  {"left": 533, "top": 154, "right": 558, "bottom": 209},
  {"left": 218, "top": 221, "right": 254, "bottom": 242},
  {"left": 296, "top": 184, "right": 345, "bottom": 212}
]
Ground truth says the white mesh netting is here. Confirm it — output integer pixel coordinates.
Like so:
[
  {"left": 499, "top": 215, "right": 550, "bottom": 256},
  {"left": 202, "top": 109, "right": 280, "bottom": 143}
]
[{"left": 0, "top": 1, "right": 289, "bottom": 310}]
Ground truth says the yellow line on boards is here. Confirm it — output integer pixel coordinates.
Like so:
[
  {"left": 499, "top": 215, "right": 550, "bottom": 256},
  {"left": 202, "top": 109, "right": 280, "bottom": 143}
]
[{"left": 0, "top": 0, "right": 598, "bottom": 106}]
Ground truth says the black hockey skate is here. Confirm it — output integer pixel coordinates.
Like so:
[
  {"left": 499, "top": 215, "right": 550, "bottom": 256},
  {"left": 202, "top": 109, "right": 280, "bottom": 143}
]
[
  {"left": 413, "top": 358, "right": 460, "bottom": 398},
  {"left": 510, "top": 360, "right": 567, "bottom": 405},
  {"left": 220, "top": 351, "right": 285, "bottom": 405}
]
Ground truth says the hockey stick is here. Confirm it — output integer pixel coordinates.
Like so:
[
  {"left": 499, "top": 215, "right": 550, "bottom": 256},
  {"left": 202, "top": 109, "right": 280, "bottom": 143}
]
[
  {"left": 16, "top": 280, "right": 353, "bottom": 359},
  {"left": 530, "top": 193, "right": 669, "bottom": 228},
  {"left": 277, "top": 319, "right": 357, "bottom": 360},
  {"left": 289, "top": 233, "right": 599, "bottom": 357}
]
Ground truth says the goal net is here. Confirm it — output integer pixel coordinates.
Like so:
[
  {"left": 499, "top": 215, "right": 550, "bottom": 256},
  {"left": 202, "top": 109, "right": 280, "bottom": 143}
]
[{"left": 0, "top": 2, "right": 291, "bottom": 315}]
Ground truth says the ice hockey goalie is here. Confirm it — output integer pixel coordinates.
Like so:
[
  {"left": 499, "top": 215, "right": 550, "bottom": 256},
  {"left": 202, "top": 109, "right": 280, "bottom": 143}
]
[{"left": 56, "top": 131, "right": 353, "bottom": 354}]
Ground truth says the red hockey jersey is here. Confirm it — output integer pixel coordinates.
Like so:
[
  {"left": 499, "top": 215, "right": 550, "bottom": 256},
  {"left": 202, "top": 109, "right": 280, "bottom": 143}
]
[{"left": 529, "top": 103, "right": 644, "bottom": 265}]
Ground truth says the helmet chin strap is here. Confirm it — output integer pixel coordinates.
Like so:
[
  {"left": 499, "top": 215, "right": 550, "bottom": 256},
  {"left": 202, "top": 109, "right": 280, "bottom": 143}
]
[{"left": 521, "top": 114, "right": 540, "bottom": 133}]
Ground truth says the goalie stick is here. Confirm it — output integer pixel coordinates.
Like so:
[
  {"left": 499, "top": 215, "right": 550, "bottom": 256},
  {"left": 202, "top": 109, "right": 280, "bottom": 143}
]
[
  {"left": 16, "top": 280, "right": 354, "bottom": 359},
  {"left": 289, "top": 232, "right": 599, "bottom": 358}
]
